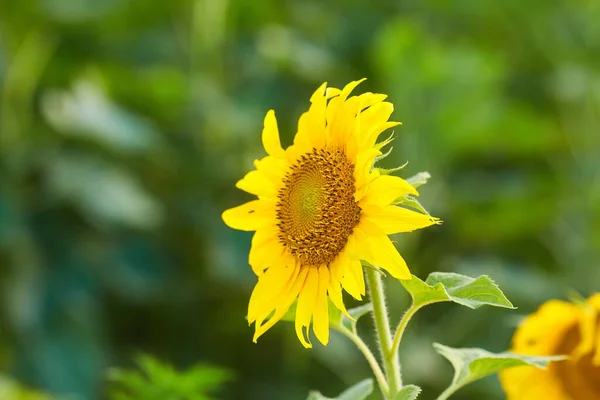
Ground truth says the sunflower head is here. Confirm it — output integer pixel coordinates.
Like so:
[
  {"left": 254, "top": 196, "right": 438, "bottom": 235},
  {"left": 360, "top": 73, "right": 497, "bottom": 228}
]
[
  {"left": 500, "top": 294, "right": 600, "bottom": 400},
  {"left": 222, "top": 79, "right": 439, "bottom": 348}
]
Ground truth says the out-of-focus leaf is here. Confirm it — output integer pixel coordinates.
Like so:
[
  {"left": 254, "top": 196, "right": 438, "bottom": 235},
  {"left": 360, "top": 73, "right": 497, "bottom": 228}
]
[
  {"left": 108, "top": 354, "right": 231, "bottom": 400},
  {"left": 401, "top": 273, "right": 514, "bottom": 309},
  {"left": 306, "top": 378, "right": 373, "bottom": 400},
  {"left": 405, "top": 172, "right": 431, "bottom": 189},
  {"left": 0, "top": 375, "right": 52, "bottom": 400},
  {"left": 45, "top": 154, "right": 163, "bottom": 229},
  {"left": 42, "top": 80, "right": 161, "bottom": 154},
  {"left": 433, "top": 343, "right": 563, "bottom": 398}
]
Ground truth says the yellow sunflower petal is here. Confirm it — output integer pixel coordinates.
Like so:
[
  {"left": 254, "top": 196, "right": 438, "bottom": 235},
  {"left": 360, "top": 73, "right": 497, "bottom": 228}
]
[
  {"left": 253, "top": 155, "right": 288, "bottom": 185},
  {"left": 235, "top": 170, "right": 278, "bottom": 199},
  {"left": 360, "top": 174, "right": 419, "bottom": 207},
  {"left": 362, "top": 204, "right": 439, "bottom": 235},
  {"left": 573, "top": 305, "right": 598, "bottom": 359},
  {"left": 248, "top": 261, "right": 298, "bottom": 323},
  {"left": 500, "top": 365, "right": 566, "bottom": 400},
  {"left": 511, "top": 300, "right": 579, "bottom": 354},
  {"left": 262, "top": 110, "right": 284, "bottom": 157},
  {"left": 295, "top": 267, "right": 320, "bottom": 348},
  {"left": 328, "top": 279, "right": 351, "bottom": 319},
  {"left": 327, "top": 79, "right": 365, "bottom": 148},
  {"left": 348, "top": 92, "right": 388, "bottom": 116},
  {"left": 344, "top": 258, "right": 366, "bottom": 299},
  {"left": 222, "top": 200, "right": 274, "bottom": 231},
  {"left": 253, "top": 264, "right": 308, "bottom": 342},
  {"left": 294, "top": 82, "right": 328, "bottom": 154},
  {"left": 354, "top": 151, "right": 381, "bottom": 200},
  {"left": 357, "top": 101, "right": 395, "bottom": 147},
  {"left": 248, "top": 227, "right": 283, "bottom": 275},
  {"left": 313, "top": 266, "right": 330, "bottom": 345},
  {"left": 591, "top": 294, "right": 600, "bottom": 365},
  {"left": 354, "top": 225, "right": 410, "bottom": 280}
]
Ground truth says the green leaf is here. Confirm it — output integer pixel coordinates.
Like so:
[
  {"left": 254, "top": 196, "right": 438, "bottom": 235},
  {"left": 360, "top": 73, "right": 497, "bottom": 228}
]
[
  {"left": 306, "top": 379, "right": 373, "bottom": 400},
  {"left": 405, "top": 171, "right": 431, "bottom": 188},
  {"left": 433, "top": 343, "right": 563, "bottom": 398},
  {"left": 393, "top": 385, "right": 421, "bottom": 400},
  {"left": 401, "top": 272, "right": 515, "bottom": 309}
]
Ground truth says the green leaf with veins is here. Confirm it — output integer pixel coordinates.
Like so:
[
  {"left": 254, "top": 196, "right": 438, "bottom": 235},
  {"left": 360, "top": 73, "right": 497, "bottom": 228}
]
[
  {"left": 401, "top": 272, "right": 515, "bottom": 309},
  {"left": 433, "top": 343, "right": 564, "bottom": 399}
]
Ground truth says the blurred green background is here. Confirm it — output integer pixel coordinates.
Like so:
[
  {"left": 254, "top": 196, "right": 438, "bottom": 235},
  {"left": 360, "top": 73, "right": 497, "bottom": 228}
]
[{"left": 1, "top": 0, "right": 599, "bottom": 399}]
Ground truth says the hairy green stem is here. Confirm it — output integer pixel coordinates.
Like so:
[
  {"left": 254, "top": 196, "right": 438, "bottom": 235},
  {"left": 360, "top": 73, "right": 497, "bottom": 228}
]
[
  {"left": 390, "top": 304, "right": 421, "bottom": 358},
  {"left": 366, "top": 268, "right": 402, "bottom": 397},
  {"left": 340, "top": 328, "right": 389, "bottom": 397},
  {"left": 435, "top": 385, "right": 457, "bottom": 400}
]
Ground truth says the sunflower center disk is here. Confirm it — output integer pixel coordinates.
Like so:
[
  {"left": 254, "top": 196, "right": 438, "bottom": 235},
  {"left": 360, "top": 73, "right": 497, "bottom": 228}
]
[{"left": 276, "top": 148, "right": 361, "bottom": 266}]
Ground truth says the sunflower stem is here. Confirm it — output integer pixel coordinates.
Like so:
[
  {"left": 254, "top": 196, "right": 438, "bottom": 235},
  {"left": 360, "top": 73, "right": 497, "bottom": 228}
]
[
  {"left": 366, "top": 268, "right": 402, "bottom": 398},
  {"left": 339, "top": 327, "right": 390, "bottom": 397},
  {"left": 390, "top": 303, "right": 422, "bottom": 359},
  {"left": 435, "top": 385, "right": 457, "bottom": 400}
]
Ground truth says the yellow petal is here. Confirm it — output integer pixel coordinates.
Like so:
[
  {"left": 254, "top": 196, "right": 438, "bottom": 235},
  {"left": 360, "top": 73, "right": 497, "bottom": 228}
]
[
  {"left": 591, "top": 294, "right": 600, "bottom": 365},
  {"left": 362, "top": 204, "right": 439, "bottom": 235},
  {"left": 262, "top": 110, "right": 284, "bottom": 157},
  {"left": 253, "top": 264, "right": 308, "bottom": 342},
  {"left": 500, "top": 365, "right": 565, "bottom": 400},
  {"left": 328, "top": 279, "right": 351, "bottom": 320},
  {"left": 248, "top": 260, "right": 298, "bottom": 323},
  {"left": 313, "top": 266, "right": 330, "bottom": 345},
  {"left": 358, "top": 93, "right": 388, "bottom": 112},
  {"left": 248, "top": 227, "right": 283, "bottom": 275},
  {"left": 357, "top": 101, "right": 394, "bottom": 145},
  {"left": 327, "top": 79, "right": 365, "bottom": 149},
  {"left": 353, "top": 225, "right": 411, "bottom": 280},
  {"left": 594, "top": 327, "right": 600, "bottom": 366},
  {"left": 573, "top": 303, "right": 598, "bottom": 360},
  {"left": 295, "top": 82, "right": 329, "bottom": 154},
  {"left": 342, "top": 258, "right": 365, "bottom": 300},
  {"left": 339, "top": 79, "right": 367, "bottom": 102},
  {"left": 253, "top": 155, "right": 288, "bottom": 185},
  {"left": 236, "top": 170, "right": 278, "bottom": 199},
  {"left": 310, "top": 81, "right": 329, "bottom": 103},
  {"left": 295, "top": 267, "right": 320, "bottom": 348},
  {"left": 353, "top": 150, "right": 381, "bottom": 200},
  {"left": 511, "top": 300, "right": 579, "bottom": 354},
  {"left": 222, "top": 200, "right": 274, "bottom": 231},
  {"left": 360, "top": 174, "right": 419, "bottom": 207}
]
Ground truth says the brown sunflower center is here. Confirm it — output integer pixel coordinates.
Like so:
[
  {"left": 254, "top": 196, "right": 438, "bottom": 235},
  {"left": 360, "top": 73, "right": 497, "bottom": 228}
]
[
  {"left": 276, "top": 148, "right": 361, "bottom": 266},
  {"left": 553, "top": 315, "right": 600, "bottom": 400}
]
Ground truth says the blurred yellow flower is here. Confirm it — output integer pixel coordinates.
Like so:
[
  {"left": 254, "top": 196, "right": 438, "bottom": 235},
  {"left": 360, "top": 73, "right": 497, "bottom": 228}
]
[
  {"left": 500, "top": 294, "right": 600, "bottom": 399},
  {"left": 222, "top": 80, "right": 438, "bottom": 348}
]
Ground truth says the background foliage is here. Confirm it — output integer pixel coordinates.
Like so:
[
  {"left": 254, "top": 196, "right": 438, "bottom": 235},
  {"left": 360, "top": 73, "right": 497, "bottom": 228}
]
[{"left": 1, "top": 0, "right": 599, "bottom": 399}]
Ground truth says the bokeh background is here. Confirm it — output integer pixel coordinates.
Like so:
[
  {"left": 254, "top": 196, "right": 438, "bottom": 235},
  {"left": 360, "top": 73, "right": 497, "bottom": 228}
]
[{"left": 1, "top": 0, "right": 599, "bottom": 399}]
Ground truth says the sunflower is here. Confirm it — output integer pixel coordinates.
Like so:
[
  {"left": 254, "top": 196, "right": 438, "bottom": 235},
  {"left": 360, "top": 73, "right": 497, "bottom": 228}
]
[
  {"left": 222, "top": 79, "right": 438, "bottom": 348},
  {"left": 500, "top": 294, "right": 600, "bottom": 399}
]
